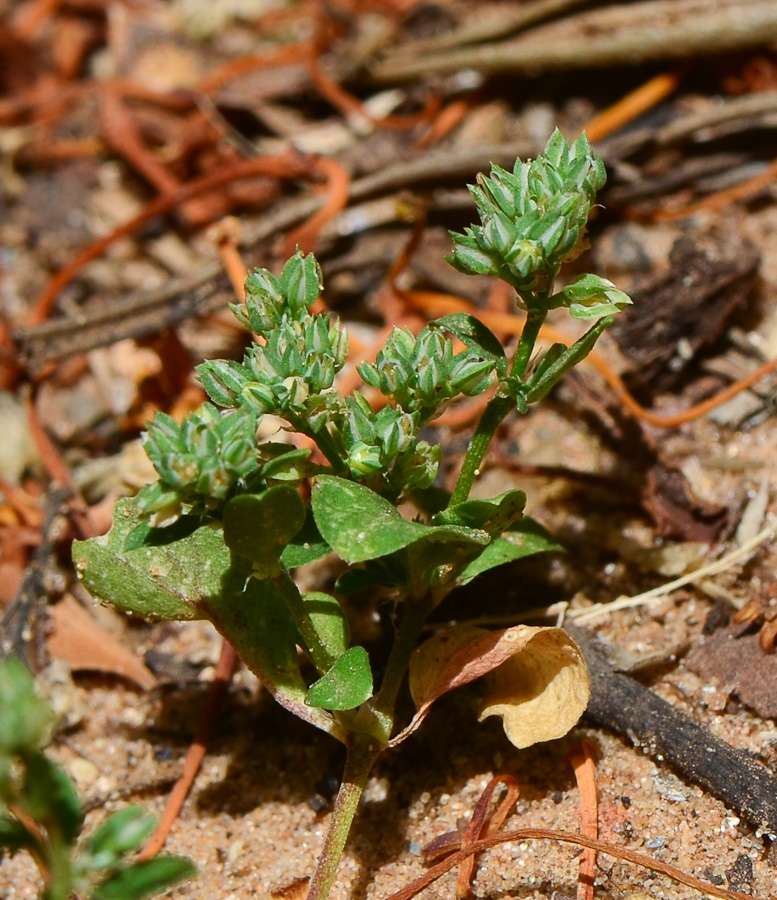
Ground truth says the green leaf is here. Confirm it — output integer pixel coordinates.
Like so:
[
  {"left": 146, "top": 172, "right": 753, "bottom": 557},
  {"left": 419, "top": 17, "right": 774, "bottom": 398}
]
[
  {"left": 455, "top": 517, "right": 564, "bottom": 586},
  {"left": 431, "top": 314, "right": 507, "bottom": 376},
  {"left": 312, "top": 476, "right": 489, "bottom": 564},
  {"left": 0, "top": 657, "right": 54, "bottom": 755},
  {"left": 433, "top": 490, "right": 526, "bottom": 537},
  {"left": 303, "top": 592, "right": 349, "bottom": 662},
  {"left": 91, "top": 857, "right": 196, "bottom": 900},
  {"left": 305, "top": 647, "right": 373, "bottom": 711},
  {"left": 206, "top": 562, "right": 340, "bottom": 738},
  {"left": 281, "top": 510, "right": 331, "bottom": 568},
  {"left": 23, "top": 753, "right": 82, "bottom": 844},
  {"left": 523, "top": 316, "right": 613, "bottom": 403},
  {"left": 223, "top": 487, "right": 306, "bottom": 576},
  {"left": 73, "top": 497, "right": 338, "bottom": 738},
  {"left": 555, "top": 273, "right": 632, "bottom": 320},
  {"left": 73, "top": 498, "right": 228, "bottom": 621},
  {"left": 335, "top": 559, "right": 404, "bottom": 593},
  {"left": 81, "top": 807, "right": 156, "bottom": 871},
  {"left": 0, "top": 816, "right": 37, "bottom": 853}
]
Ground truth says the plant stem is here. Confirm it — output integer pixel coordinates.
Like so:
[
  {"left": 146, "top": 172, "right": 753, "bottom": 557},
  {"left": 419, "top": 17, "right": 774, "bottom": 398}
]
[
  {"left": 305, "top": 731, "right": 381, "bottom": 900},
  {"left": 369, "top": 594, "right": 433, "bottom": 738},
  {"left": 449, "top": 307, "right": 547, "bottom": 506},
  {"left": 510, "top": 307, "right": 546, "bottom": 380},
  {"left": 449, "top": 395, "right": 513, "bottom": 506},
  {"left": 306, "top": 598, "right": 433, "bottom": 900},
  {"left": 275, "top": 571, "right": 335, "bottom": 674}
]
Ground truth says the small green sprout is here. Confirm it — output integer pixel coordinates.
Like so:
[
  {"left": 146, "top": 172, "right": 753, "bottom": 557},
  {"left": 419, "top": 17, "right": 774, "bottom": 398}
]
[
  {"left": 0, "top": 657, "right": 195, "bottom": 900},
  {"left": 73, "top": 129, "right": 631, "bottom": 900}
]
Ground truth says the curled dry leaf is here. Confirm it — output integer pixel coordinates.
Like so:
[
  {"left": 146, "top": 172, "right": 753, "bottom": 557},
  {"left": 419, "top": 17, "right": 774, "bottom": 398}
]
[{"left": 400, "top": 624, "right": 589, "bottom": 749}]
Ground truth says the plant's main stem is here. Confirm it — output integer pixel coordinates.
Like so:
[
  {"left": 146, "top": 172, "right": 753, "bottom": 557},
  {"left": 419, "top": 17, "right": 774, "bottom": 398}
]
[
  {"left": 449, "top": 395, "right": 513, "bottom": 506},
  {"left": 306, "top": 597, "right": 433, "bottom": 900},
  {"left": 305, "top": 731, "right": 381, "bottom": 900},
  {"left": 450, "top": 308, "right": 547, "bottom": 506}
]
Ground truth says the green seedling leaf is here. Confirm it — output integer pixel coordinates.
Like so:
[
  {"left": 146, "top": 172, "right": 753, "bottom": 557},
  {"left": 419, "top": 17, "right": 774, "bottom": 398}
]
[
  {"left": 23, "top": 753, "right": 82, "bottom": 843},
  {"left": 456, "top": 517, "right": 564, "bottom": 586},
  {"left": 0, "top": 657, "right": 54, "bottom": 754},
  {"left": 312, "top": 476, "right": 489, "bottom": 564},
  {"left": 433, "top": 490, "right": 526, "bottom": 536},
  {"left": 91, "top": 857, "right": 197, "bottom": 900},
  {"left": 223, "top": 487, "right": 306, "bottom": 576},
  {"left": 82, "top": 807, "right": 156, "bottom": 871},
  {"left": 73, "top": 498, "right": 223, "bottom": 621},
  {"left": 400, "top": 624, "right": 588, "bottom": 748},
  {"left": 431, "top": 314, "right": 507, "bottom": 376},
  {"left": 306, "top": 647, "right": 373, "bottom": 711},
  {"left": 259, "top": 445, "right": 314, "bottom": 481},
  {"left": 303, "top": 592, "right": 349, "bottom": 662},
  {"left": 282, "top": 510, "right": 331, "bottom": 568}
]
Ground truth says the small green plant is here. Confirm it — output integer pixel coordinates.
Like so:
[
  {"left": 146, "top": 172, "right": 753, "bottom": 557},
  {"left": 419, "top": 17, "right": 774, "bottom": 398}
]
[
  {"left": 73, "top": 130, "right": 631, "bottom": 900},
  {"left": 0, "top": 657, "right": 195, "bottom": 900}
]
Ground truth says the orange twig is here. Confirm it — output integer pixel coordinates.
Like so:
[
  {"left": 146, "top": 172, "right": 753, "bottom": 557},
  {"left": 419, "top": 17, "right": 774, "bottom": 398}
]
[
  {"left": 11, "top": 0, "right": 62, "bottom": 40},
  {"left": 23, "top": 392, "right": 94, "bottom": 538},
  {"left": 196, "top": 41, "right": 314, "bottom": 94},
  {"left": 416, "top": 96, "right": 474, "bottom": 148},
  {"left": 100, "top": 89, "right": 182, "bottom": 197},
  {"left": 583, "top": 68, "right": 684, "bottom": 143},
  {"left": 567, "top": 740, "right": 598, "bottom": 900},
  {"left": 138, "top": 641, "right": 238, "bottom": 860},
  {"left": 308, "top": 7, "right": 439, "bottom": 132},
  {"left": 282, "top": 156, "right": 351, "bottom": 256},
  {"left": 26, "top": 150, "right": 313, "bottom": 325},
  {"left": 421, "top": 775, "right": 521, "bottom": 900},
  {"left": 309, "top": 47, "right": 440, "bottom": 131},
  {"left": 207, "top": 217, "right": 248, "bottom": 301},
  {"left": 388, "top": 827, "right": 757, "bottom": 900}
]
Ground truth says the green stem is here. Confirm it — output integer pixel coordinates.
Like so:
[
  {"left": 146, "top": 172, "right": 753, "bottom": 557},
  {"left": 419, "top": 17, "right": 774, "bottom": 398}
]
[
  {"left": 449, "top": 395, "right": 513, "bottom": 507},
  {"left": 275, "top": 571, "right": 335, "bottom": 675},
  {"left": 449, "top": 307, "right": 547, "bottom": 506},
  {"left": 510, "top": 307, "right": 546, "bottom": 380},
  {"left": 306, "top": 731, "right": 380, "bottom": 900},
  {"left": 305, "top": 597, "right": 433, "bottom": 900},
  {"left": 369, "top": 594, "right": 433, "bottom": 740}
]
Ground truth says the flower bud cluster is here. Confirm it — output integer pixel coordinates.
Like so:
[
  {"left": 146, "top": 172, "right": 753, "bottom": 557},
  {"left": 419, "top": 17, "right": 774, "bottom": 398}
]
[
  {"left": 138, "top": 403, "right": 259, "bottom": 524},
  {"left": 198, "top": 313, "right": 348, "bottom": 417},
  {"left": 341, "top": 393, "right": 440, "bottom": 491},
  {"left": 357, "top": 326, "right": 496, "bottom": 414},
  {"left": 448, "top": 129, "right": 606, "bottom": 300},
  {"left": 232, "top": 249, "right": 322, "bottom": 333}
]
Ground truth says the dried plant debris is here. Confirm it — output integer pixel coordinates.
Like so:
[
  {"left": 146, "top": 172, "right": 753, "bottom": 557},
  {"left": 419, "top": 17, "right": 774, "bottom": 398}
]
[
  {"left": 686, "top": 621, "right": 777, "bottom": 719},
  {"left": 608, "top": 230, "right": 760, "bottom": 394}
]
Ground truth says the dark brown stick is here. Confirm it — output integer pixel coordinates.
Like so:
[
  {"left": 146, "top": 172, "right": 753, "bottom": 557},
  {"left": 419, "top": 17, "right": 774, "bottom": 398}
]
[{"left": 565, "top": 623, "right": 777, "bottom": 834}]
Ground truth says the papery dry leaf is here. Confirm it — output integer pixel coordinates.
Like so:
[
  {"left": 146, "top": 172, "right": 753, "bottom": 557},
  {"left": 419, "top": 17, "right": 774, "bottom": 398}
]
[
  {"left": 398, "top": 624, "right": 588, "bottom": 749},
  {"left": 48, "top": 594, "right": 157, "bottom": 690},
  {"left": 478, "top": 628, "right": 589, "bottom": 749}
]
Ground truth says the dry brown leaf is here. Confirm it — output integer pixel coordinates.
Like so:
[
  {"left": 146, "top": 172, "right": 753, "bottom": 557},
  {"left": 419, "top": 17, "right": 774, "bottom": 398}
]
[
  {"left": 397, "top": 624, "right": 589, "bottom": 749},
  {"left": 48, "top": 594, "right": 157, "bottom": 690},
  {"left": 477, "top": 627, "right": 589, "bottom": 749}
]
